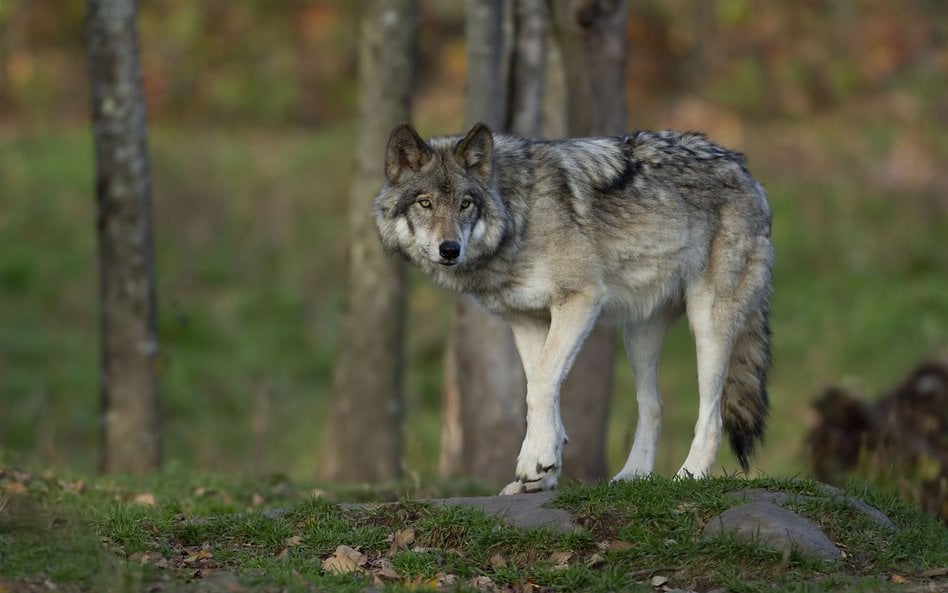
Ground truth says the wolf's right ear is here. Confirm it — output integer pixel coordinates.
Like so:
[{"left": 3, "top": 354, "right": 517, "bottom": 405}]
[{"left": 385, "top": 123, "right": 433, "bottom": 183}]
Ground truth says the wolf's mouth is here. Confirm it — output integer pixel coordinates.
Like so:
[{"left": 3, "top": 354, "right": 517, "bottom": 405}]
[{"left": 438, "top": 260, "right": 458, "bottom": 267}]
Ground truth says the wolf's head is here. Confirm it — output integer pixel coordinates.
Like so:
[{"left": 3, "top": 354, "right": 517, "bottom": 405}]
[{"left": 372, "top": 122, "right": 508, "bottom": 274}]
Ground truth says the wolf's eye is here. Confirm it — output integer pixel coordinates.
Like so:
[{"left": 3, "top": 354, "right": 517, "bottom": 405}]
[
  {"left": 460, "top": 198, "right": 472, "bottom": 211},
  {"left": 418, "top": 198, "right": 432, "bottom": 209}
]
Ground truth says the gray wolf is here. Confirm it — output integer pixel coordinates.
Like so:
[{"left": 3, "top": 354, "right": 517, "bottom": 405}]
[{"left": 373, "top": 122, "right": 773, "bottom": 494}]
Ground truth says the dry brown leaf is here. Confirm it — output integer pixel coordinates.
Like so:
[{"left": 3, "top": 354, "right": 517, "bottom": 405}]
[
  {"left": 252, "top": 493, "right": 265, "bottom": 507},
  {"left": 277, "top": 548, "right": 289, "bottom": 560},
  {"left": 469, "top": 575, "right": 498, "bottom": 592},
  {"left": 387, "top": 527, "right": 416, "bottom": 555},
  {"left": 2, "top": 482, "right": 27, "bottom": 495},
  {"left": 488, "top": 553, "right": 507, "bottom": 569},
  {"left": 890, "top": 574, "right": 908, "bottom": 584},
  {"left": 586, "top": 552, "right": 605, "bottom": 568},
  {"left": 375, "top": 557, "right": 399, "bottom": 580},
  {"left": 607, "top": 540, "right": 633, "bottom": 551},
  {"left": 60, "top": 480, "right": 86, "bottom": 494},
  {"left": 322, "top": 545, "right": 367, "bottom": 575},
  {"left": 182, "top": 547, "right": 213, "bottom": 564},
  {"left": 650, "top": 575, "right": 669, "bottom": 587},
  {"left": 550, "top": 550, "right": 572, "bottom": 570},
  {"left": 284, "top": 535, "right": 302, "bottom": 547},
  {"left": 133, "top": 493, "right": 157, "bottom": 506}
]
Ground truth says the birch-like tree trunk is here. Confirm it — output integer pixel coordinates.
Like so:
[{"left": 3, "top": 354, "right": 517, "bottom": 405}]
[
  {"left": 86, "top": 0, "right": 160, "bottom": 473},
  {"left": 321, "top": 0, "right": 417, "bottom": 482},
  {"left": 551, "top": 0, "right": 629, "bottom": 482}
]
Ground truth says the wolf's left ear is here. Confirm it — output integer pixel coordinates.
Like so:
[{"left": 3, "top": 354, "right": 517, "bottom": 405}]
[
  {"left": 385, "top": 122, "right": 433, "bottom": 183},
  {"left": 454, "top": 122, "right": 494, "bottom": 180}
]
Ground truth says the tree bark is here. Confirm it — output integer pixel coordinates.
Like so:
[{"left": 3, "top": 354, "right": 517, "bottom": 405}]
[
  {"left": 551, "top": 0, "right": 629, "bottom": 481},
  {"left": 440, "top": 0, "right": 529, "bottom": 484},
  {"left": 86, "top": 0, "right": 161, "bottom": 473},
  {"left": 320, "top": 0, "right": 417, "bottom": 483}
]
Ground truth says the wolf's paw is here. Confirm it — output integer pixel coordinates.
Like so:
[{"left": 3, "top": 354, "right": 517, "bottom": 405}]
[
  {"left": 499, "top": 470, "right": 558, "bottom": 495},
  {"left": 500, "top": 429, "right": 564, "bottom": 495},
  {"left": 610, "top": 468, "right": 652, "bottom": 483}
]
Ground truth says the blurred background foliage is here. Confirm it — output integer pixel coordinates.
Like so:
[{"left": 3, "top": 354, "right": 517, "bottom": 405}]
[{"left": 0, "top": 0, "right": 945, "bottom": 481}]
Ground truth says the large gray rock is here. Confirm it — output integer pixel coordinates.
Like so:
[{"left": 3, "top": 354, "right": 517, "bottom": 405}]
[
  {"left": 429, "top": 491, "right": 580, "bottom": 532},
  {"left": 702, "top": 501, "right": 842, "bottom": 561},
  {"left": 340, "top": 491, "right": 580, "bottom": 533},
  {"left": 728, "top": 487, "right": 897, "bottom": 532}
]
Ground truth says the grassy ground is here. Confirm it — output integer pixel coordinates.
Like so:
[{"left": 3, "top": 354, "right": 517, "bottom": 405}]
[
  {"left": 1, "top": 115, "right": 945, "bottom": 482},
  {"left": 1, "top": 467, "right": 945, "bottom": 592}
]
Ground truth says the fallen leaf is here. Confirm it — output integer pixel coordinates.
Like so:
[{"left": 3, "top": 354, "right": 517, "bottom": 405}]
[
  {"left": 650, "top": 575, "right": 669, "bottom": 587},
  {"left": 59, "top": 480, "right": 86, "bottom": 494},
  {"left": 322, "top": 545, "right": 367, "bottom": 575},
  {"left": 890, "top": 574, "right": 907, "bottom": 584},
  {"left": 586, "top": 552, "right": 605, "bottom": 567},
  {"left": 550, "top": 551, "right": 572, "bottom": 569},
  {"left": 277, "top": 548, "right": 289, "bottom": 560},
  {"left": 183, "top": 544, "right": 213, "bottom": 564},
  {"left": 608, "top": 540, "right": 633, "bottom": 551},
  {"left": 387, "top": 527, "right": 416, "bottom": 554},
  {"left": 2, "top": 482, "right": 27, "bottom": 495},
  {"left": 133, "top": 493, "right": 157, "bottom": 506},
  {"left": 284, "top": 535, "right": 302, "bottom": 547},
  {"left": 375, "top": 557, "right": 399, "bottom": 580},
  {"left": 488, "top": 553, "right": 507, "bottom": 569},
  {"left": 470, "top": 575, "right": 498, "bottom": 592},
  {"left": 435, "top": 572, "right": 457, "bottom": 587},
  {"left": 252, "top": 493, "right": 265, "bottom": 507}
]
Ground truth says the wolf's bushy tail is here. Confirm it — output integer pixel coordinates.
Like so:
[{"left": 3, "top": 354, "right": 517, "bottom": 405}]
[{"left": 722, "top": 297, "right": 772, "bottom": 473}]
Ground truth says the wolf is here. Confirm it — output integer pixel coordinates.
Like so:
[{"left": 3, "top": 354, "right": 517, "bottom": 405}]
[{"left": 373, "top": 122, "right": 773, "bottom": 495}]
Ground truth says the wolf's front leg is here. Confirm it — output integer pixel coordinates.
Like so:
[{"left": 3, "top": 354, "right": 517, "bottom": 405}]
[{"left": 500, "top": 292, "right": 601, "bottom": 495}]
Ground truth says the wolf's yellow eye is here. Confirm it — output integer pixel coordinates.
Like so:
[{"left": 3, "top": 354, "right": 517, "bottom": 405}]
[
  {"left": 460, "top": 198, "right": 472, "bottom": 210},
  {"left": 418, "top": 198, "right": 432, "bottom": 209}
]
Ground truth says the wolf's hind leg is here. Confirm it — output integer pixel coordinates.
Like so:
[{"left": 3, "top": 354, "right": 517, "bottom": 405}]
[
  {"left": 612, "top": 310, "right": 677, "bottom": 482},
  {"left": 677, "top": 236, "right": 771, "bottom": 478},
  {"left": 501, "top": 292, "right": 600, "bottom": 495}
]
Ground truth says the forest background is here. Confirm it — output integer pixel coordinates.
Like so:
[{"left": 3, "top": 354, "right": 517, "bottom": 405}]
[{"left": 0, "top": 0, "right": 945, "bottom": 485}]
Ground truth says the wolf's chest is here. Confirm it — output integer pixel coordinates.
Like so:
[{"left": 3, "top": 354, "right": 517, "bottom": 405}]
[{"left": 474, "top": 265, "right": 558, "bottom": 316}]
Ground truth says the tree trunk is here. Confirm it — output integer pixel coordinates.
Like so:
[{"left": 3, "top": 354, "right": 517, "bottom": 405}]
[
  {"left": 321, "top": 0, "right": 417, "bottom": 483},
  {"left": 551, "top": 0, "right": 629, "bottom": 482},
  {"left": 86, "top": 0, "right": 161, "bottom": 473},
  {"left": 440, "top": 0, "right": 529, "bottom": 484}
]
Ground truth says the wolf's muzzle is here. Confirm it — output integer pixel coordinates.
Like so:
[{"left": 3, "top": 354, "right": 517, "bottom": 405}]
[{"left": 439, "top": 240, "right": 461, "bottom": 261}]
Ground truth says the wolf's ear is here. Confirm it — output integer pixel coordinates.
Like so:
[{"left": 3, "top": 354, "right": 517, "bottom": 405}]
[
  {"left": 454, "top": 122, "right": 494, "bottom": 180},
  {"left": 385, "top": 123, "right": 433, "bottom": 183}
]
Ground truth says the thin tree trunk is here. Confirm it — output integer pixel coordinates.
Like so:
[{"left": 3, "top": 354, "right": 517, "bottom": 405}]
[
  {"left": 440, "top": 0, "right": 528, "bottom": 484},
  {"left": 321, "top": 0, "right": 417, "bottom": 483},
  {"left": 551, "top": 0, "right": 629, "bottom": 482},
  {"left": 86, "top": 0, "right": 160, "bottom": 473}
]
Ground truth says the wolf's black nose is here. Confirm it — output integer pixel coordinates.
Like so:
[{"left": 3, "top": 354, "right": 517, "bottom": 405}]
[{"left": 439, "top": 240, "right": 461, "bottom": 260}]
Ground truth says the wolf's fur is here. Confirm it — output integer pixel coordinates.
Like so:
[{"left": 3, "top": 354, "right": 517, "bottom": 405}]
[{"left": 373, "top": 123, "right": 773, "bottom": 494}]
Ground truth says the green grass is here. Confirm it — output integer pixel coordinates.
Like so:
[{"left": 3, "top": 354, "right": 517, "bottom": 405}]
[
  {"left": 1, "top": 469, "right": 945, "bottom": 591},
  {"left": 0, "top": 115, "right": 946, "bottom": 483}
]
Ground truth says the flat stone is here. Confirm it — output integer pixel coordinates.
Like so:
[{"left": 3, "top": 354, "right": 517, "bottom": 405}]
[
  {"left": 728, "top": 486, "right": 897, "bottom": 532},
  {"left": 428, "top": 491, "right": 580, "bottom": 533},
  {"left": 340, "top": 491, "right": 580, "bottom": 533},
  {"left": 702, "top": 501, "right": 841, "bottom": 561}
]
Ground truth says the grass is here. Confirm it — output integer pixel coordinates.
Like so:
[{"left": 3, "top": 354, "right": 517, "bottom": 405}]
[{"left": 1, "top": 468, "right": 945, "bottom": 591}]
